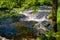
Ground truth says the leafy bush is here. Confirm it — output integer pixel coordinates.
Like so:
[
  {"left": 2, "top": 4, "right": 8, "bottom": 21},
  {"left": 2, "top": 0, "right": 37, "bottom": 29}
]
[
  {"left": 0, "top": 0, "right": 16, "bottom": 9},
  {"left": 37, "top": 32, "right": 60, "bottom": 40}
]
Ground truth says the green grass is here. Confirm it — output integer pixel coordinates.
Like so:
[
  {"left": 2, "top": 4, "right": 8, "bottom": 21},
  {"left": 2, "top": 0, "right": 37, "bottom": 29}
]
[
  {"left": 57, "top": 7, "right": 60, "bottom": 31},
  {"left": 57, "top": 8, "right": 60, "bottom": 23}
]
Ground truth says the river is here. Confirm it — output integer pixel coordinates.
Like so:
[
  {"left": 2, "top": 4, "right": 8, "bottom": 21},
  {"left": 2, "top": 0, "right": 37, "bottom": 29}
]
[{"left": 0, "top": 6, "right": 52, "bottom": 40}]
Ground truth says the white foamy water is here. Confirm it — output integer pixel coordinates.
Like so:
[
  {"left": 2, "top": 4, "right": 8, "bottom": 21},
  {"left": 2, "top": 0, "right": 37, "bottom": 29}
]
[
  {"left": 19, "top": 10, "right": 49, "bottom": 22},
  {"left": 34, "top": 22, "right": 49, "bottom": 32},
  {"left": 24, "top": 16, "right": 48, "bottom": 22},
  {"left": 19, "top": 9, "right": 51, "bottom": 31},
  {"left": 0, "top": 36, "right": 9, "bottom": 40}
]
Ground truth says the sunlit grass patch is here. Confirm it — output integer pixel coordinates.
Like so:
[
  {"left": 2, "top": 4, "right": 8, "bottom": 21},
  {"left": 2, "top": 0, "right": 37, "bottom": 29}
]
[
  {"left": 57, "top": 8, "right": 60, "bottom": 23},
  {"left": 57, "top": 8, "right": 60, "bottom": 31}
]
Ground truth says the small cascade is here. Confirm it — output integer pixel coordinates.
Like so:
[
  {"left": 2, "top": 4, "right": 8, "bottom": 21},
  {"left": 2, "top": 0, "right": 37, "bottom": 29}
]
[
  {"left": 18, "top": 9, "right": 52, "bottom": 37},
  {"left": 19, "top": 10, "right": 48, "bottom": 22}
]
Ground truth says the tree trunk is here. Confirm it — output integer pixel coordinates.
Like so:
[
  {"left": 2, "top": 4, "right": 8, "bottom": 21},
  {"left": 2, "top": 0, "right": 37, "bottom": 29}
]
[{"left": 52, "top": 0, "right": 58, "bottom": 32}]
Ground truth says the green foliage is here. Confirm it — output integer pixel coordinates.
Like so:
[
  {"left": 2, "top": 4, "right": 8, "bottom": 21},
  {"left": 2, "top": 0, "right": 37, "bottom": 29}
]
[
  {"left": 37, "top": 31, "right": 60, "bottom": 40},
  {"left": 58, "top": 0, "right": 60, "bottom": 6},
  {"left": 37, "top": 36, "right": 42, "bottom": 40},
  {"left": 57, "top": 8, "right": 60, "bottom": 23},
  {"left": 0, "top": 0, "right": 16, "bottom": 9},
  {"left": 47, "top": 13, "right": 52, "bottom": 19},
  {"left": 0, "top": 10, "right": 19, "bottom": 19},
  {"left": 38, "top": 0, "right": 44, "bottom": 5},
  {"left": 0, "top": 0, "right": 48, "bottom": 11},
  {"left": 45, "top": 32, "right": 60, "bottom": 40},
  {"left": 44, "top": 0, "right": 52, "bottom": 6},
  {"left": 57, "top": 8, "right": 60, "bottom": 32}
]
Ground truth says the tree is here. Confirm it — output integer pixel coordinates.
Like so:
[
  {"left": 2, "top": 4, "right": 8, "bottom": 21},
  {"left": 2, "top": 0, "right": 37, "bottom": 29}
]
[{"left": 52, "top": 0, "right": 58, "bottom": 32}]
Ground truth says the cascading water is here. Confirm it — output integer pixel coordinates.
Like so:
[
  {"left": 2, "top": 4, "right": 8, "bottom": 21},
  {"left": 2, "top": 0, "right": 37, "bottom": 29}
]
[
  {"left": 19, "top": 8, "right": 52, "bottom": 37},
  {"left": 0, "top": 6, "right": 52, "bottom": 39},
  {"left": 19, "top": 10, "right": 48, "bottom": 21}
]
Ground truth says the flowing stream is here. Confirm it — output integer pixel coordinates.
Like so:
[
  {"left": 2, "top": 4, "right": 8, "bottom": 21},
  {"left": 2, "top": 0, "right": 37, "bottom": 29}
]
[
  {"left": 18, "top": 6, "right": 52, "bottom": 31},
  {"left": 0, "top": 6, "right": 52, "bottom": 40}
]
